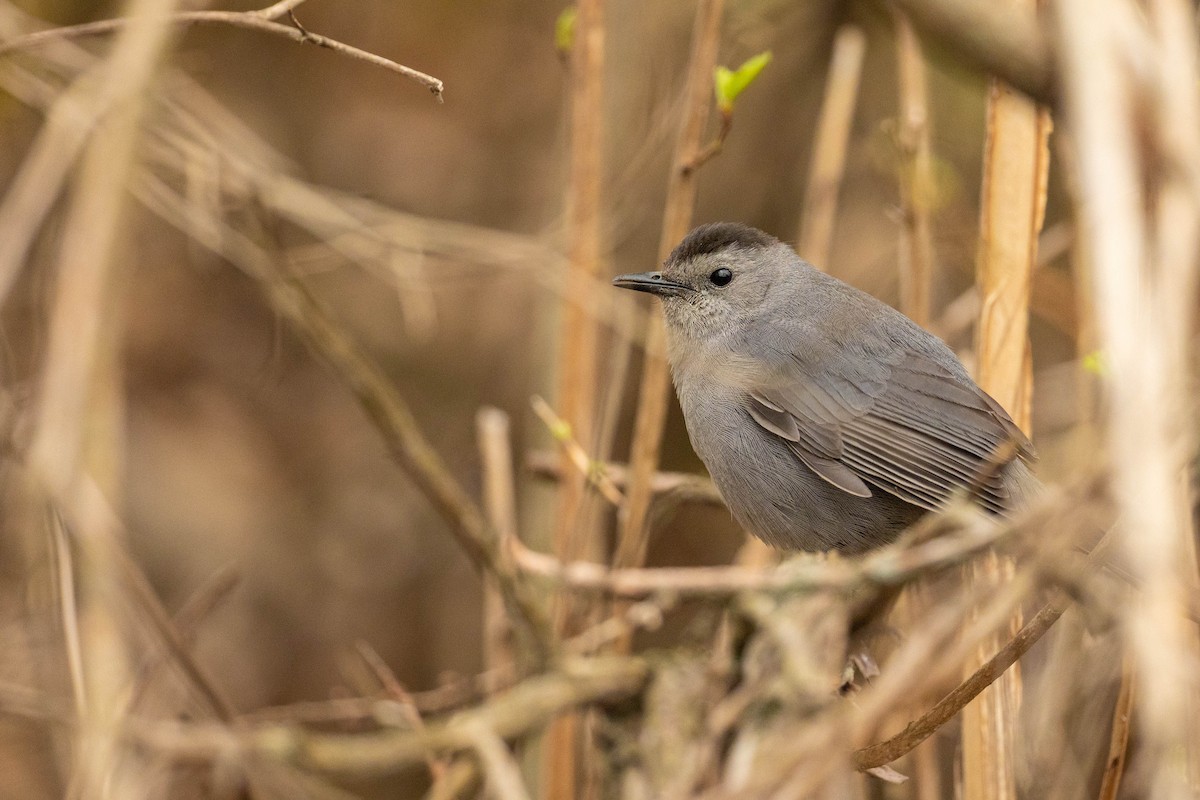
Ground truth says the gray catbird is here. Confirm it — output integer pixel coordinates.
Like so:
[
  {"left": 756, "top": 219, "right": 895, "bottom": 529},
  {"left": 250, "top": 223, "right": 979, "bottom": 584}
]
[{"left": 613, "top": 222, "right": 1036, "bottom": 553}]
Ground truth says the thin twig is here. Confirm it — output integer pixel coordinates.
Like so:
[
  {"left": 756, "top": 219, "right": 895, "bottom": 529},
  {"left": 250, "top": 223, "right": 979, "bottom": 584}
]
[
  {"left": 355, "top": 641, "right": 448, "bottom": 782},
  {"left": 0, "top": 2, "right": 445, "bottom": 99},
  {"left": 526, "top": 449, "right": 721, "bottom": 506},
  {"left": 515, "top": 505, "right": 1022, "bottom": 599},
  {"left": 531, "top": 396, "right": 624, "bottom": 506},
  {"left": 853, "top": 593, "right": 1068, "bottom": 769},
  {"left": 136, "top": 656, "right": 650, "bottom": 777}
]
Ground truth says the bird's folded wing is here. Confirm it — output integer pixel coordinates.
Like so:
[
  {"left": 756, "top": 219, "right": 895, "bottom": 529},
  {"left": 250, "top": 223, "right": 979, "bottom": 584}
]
[{"left": 748, "top": 351, "right": 1033, "bottom": 514}]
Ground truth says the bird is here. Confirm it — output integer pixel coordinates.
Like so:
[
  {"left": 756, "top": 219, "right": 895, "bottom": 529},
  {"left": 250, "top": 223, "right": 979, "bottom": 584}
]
[{"left": 612, "top": 222, "right": 1036, "bottom": 553}]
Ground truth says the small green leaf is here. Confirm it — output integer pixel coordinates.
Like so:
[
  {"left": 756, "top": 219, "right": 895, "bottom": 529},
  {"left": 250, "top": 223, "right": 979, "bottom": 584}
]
[
  {"left": 713, "top": 51, "right": 773, "bottom": 113},
  {"left": 549, "top": 417, "right": 573, "bottom": 442},
  {"left": 1082, "top": 350, "right": 1107, "bottom": 376},
  {"left": 555, "top": 7, "right": 578, "bottom": 55}
]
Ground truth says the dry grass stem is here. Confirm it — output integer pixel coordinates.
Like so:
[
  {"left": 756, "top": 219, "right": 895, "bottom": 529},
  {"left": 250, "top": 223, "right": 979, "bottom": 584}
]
[
  {"left": 1055, "top": 0, "right": 1200, "bottom": 796},
  {"left": 22, "top": 0, "right": 181, "bottom": 793},
  {"left": 963, "top": 1, "right": 1052, "bottom": 793},
  {"left": 894, "top": 13, "right": 935, "bottom": 327},
  {"left": 1096, "top": 653, "right": 1135, "bottom": 800},
  {"left": 615, "top": 0, "right": 725, "bottom": 571},
  {"left": 798, "top": 25, "right": 866, "bottom": 268},
  {"left": 550, "top": 0, "right": 606, "bottom": 581},
  {"left": 476, "top": 409, "right": 519, "bottom": 695}
]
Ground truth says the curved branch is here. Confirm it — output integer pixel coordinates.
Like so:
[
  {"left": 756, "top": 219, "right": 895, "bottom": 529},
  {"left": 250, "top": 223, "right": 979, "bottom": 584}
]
[{"left": 853, "top": 594, "right": 1068, "bottom": 769}]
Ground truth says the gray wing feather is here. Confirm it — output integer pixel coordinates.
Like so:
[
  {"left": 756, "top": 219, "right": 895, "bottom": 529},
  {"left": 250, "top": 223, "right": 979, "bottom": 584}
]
[{"left": 749, "top": 350, "right": 1032, "bottom": 514}]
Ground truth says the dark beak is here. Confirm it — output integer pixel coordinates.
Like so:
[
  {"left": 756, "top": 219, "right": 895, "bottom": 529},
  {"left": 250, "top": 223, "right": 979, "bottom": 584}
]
[{"left": 611, "top": 271, "right": 692, "bottom": 297}]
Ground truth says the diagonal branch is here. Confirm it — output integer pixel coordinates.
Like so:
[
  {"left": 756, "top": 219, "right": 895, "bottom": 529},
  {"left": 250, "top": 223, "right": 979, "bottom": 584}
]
[{"left": 0, "top": 0, "right": 444, "bottom": 99}]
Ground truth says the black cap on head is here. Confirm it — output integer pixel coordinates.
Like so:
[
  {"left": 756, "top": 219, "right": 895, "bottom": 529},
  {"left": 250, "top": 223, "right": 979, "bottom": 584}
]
[{"left": 666, "top": 222, "right": 778, "bottom": 267}]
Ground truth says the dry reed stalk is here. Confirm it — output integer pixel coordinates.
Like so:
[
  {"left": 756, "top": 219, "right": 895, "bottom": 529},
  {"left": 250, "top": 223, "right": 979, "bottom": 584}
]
[
  {"left": 551, "top": 0, "right": 606, "bottom": 567},
  {"left": 797, "top": 25, "right": 867, "bottom": 269},
  {"left": 963, "top": 0, "right": 1051, "bottom": 793},
  {"left": 613, "top": 0, "right": 725, "bottom": 571},
  {"left": 893, "top": 13, "right": 935, "bottom": 328},
  {"left": 544, "top": 3, "right": 606, "bottom": 791},
  {"left": 21, "top": 0, "right": 180, "bottom": 794},
  {"left": 1054, "top": 0, "right": 1200, "bottom": 797},
  {"left": 1096, "top": 654, "right": 1135, "bottom": 800},
  {"left": 476, "top": 409, "right": 519, "bottom": 698}
]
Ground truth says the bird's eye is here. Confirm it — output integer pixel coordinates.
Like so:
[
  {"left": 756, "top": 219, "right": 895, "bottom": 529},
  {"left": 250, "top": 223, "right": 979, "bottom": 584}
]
[{"left": 710, "top": 268, "right": 733, "bottom": 287}]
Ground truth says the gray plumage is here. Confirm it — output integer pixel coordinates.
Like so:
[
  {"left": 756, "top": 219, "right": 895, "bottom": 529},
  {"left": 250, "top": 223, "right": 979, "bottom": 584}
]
[{"left": 613, "top": 222, "right": 1037, "bottom": 553}]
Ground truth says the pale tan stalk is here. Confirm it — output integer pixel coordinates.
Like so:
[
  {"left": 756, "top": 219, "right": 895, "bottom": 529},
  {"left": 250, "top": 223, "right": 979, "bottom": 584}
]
[
  {"left": 1054, "top": 1, "right": 1200, "bottom": 798},
  {"left": 24, "top": 0, "right": 181, "bottom": 795},
  {"left": 963, "top": 0, "right": 1051, "bottom": 794},
  {"left": 476, "top": 409, "right": 518, "bottom": 695},
  {"left": 544, "top": 2, "right": 607, "bottom": 792},
  {"left": 552, "top": 0, "right": 606, "bottom": 567},
  {"left": 894, "top": 14, "right": 935, "bottom": 328},
  {"left": 614, "top": 0, "right": 725, "bottom": 571},
  {"left": 797, "top": 25, "right": 867, "bottom": 269}
]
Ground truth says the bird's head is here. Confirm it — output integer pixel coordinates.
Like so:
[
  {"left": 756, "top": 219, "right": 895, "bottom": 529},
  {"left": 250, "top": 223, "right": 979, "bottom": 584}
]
[{"left": 613, "top": 222, "right": 799, "bottom": 344}]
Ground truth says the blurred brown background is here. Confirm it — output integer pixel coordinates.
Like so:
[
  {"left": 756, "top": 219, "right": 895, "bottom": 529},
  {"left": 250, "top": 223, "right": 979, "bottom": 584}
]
[{"left": 0, "top": 0, "right": 1085, "bottom": 796}]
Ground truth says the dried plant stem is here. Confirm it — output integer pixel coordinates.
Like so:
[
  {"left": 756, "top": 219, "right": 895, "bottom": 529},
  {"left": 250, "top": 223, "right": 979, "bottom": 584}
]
[
  {"left": 22, "top": 0, "right": 180, "bottom": 793},
  {"left": 1054, "top": 1, "right": 1200, "bottom": 797},
  {"left": 614, "top": 0, "right": 725, "bottom": 571},
  {"left": 964, "top": 3, "right": 1051, "bottom": 793},
  {"left": 531, "top": 397, "right": 624, "bottom": 506},
  {"left": 526, "top": 449, "right": 720, "bottom": 506},
  {"left": 854, "top": 593, "right": 1067, "bottom": 770},
  {"left": 798, "top": 25, "right": 867, "bottom": 268},
  {"left": 0, "top": 1, "right": 444, "bottom": 98},
  {"left": 551, "top": 0, "right": 606, "bottom": 565},
  {"left": 516, "top": 506, "right": 1020, "bottom": 599},
  {"left": 894, "top": 13, "right": 935, "bottom": 328},
  {"left": 238, "top": 657, "right": 648, "bottom": 777},
  {"left": 476, "top": 409, "right": 519, "bottom": 695},
  {"left": 1096, "top": 653, "right": 1135, "bottom": 800},
  {"left": 545, "top": 2, "right": 607, "bottom": 792}
]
